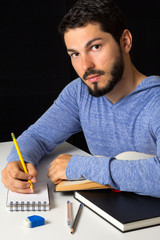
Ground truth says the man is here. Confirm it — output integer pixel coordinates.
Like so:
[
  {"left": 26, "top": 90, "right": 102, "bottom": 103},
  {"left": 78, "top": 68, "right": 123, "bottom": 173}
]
[{"left": 2, "top": 0, "right": 160, "bottom": 197}]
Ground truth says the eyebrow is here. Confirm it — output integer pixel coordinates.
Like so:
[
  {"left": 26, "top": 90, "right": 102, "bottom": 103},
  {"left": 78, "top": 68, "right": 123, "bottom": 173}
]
[{"left": 67, "top": 37, "right": 102, "bottom": 53}]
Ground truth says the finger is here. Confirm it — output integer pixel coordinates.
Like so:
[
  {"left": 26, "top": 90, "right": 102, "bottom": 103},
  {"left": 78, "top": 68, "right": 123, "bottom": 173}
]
[
  {"left": 48, "top": 174, "right": 60, "bottom": 184},
  {"left": 48, "top": 168, "right": 66, "bottom": 184},
  {"left": 4, "top": 172, "right": 34, "bottom": 193},
  {"left": 9, "top": 182, "right": 35, "bottom": 194},
  {"left": 49, "top": 159, "right": 57, "bottom": 168},
  {"left": 47, "top": 166, "right": 56, "bottom": 180},
  {"left": 54, "top": 179, "right": 62, "bottom": 185},
  {"left": 9, "top": 162, "right": 32, "bottom": 181},
  {"left": 48, "top": 161, "right": 68, "bottom": 183},
  {"left": 1, "top": 162, "right": 35, "bottom": 193},
  {"left": 26, "top": 163, "right": 37, "bottom": 183},
  {"left": 47, "top": 165, "right": 58, "bottom": 183}
]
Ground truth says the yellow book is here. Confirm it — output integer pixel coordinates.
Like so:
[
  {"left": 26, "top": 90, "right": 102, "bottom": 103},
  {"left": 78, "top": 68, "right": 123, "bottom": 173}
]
[
  {"left": 55, "top": 151, "right": 154, "bottom": 192},
  {"left": 55, "top": 179, "right": 111, "bottom": 191}
]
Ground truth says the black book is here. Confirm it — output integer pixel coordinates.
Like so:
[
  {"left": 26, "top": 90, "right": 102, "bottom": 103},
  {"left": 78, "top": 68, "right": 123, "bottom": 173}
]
[{"left": 74, "top": 189, "right": 160, "bottom": 232}]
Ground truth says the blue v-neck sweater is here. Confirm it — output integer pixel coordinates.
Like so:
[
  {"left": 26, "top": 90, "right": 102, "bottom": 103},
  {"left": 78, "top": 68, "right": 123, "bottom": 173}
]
[{"left": 7, "top": 76, "right": 160, "bottom": 197}]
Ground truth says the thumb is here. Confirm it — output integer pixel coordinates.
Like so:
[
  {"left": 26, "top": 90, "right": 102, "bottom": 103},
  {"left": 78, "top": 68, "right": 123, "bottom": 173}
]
[{"left": 26, "top": 163, "right": 37, "bottom": 183}]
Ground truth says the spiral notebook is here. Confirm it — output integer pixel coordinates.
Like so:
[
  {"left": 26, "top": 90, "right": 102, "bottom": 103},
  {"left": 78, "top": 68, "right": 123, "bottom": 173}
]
[{"left": 6, "top": 182, "right": 50, "bottom": 211}]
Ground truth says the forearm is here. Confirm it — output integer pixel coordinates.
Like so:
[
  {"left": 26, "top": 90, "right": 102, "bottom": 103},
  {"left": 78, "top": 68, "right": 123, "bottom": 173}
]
[
  {"left": 66, "top": 155, "right": 160, "bottom": 198},
  {"left": 7, "top": 130, "right": 55, "bottom": 166},
  {"left": 7, "top": 82, "right": 82, "bottom": 165},
  {"left": 66, "top": 155, "right": 118, "bottom": 188}
]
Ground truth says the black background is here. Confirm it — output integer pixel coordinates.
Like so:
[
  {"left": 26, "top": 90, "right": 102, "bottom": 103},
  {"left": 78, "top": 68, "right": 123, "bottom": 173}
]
[{"left": 1, "top": 0, "right": 160, "bottom": 151}]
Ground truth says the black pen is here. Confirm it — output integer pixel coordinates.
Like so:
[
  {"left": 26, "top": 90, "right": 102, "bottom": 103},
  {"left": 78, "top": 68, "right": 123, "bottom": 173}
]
[{"left": 71, "top": 203, "right": 83, "bottom": 234}]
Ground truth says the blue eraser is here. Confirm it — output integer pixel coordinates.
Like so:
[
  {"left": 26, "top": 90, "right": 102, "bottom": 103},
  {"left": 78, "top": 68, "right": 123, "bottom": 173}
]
[{"left": 24, "top": 215, "right": 45, "bottom": 228}]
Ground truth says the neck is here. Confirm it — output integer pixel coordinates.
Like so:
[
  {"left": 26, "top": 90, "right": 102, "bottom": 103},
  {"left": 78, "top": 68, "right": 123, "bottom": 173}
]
[{"left": 105, "top": 57, "right": 147, "bottom": 104}]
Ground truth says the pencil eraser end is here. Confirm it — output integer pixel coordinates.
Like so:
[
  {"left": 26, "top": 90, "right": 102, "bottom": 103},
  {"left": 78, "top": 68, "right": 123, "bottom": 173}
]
[{"left": 23, "top": 215, "right": 45, "bottom": 228}]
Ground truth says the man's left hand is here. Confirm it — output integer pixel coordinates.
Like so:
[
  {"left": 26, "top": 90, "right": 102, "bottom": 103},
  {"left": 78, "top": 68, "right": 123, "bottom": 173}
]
[{"left": 47, "top": 154, "right": 72, "bottom": 184}]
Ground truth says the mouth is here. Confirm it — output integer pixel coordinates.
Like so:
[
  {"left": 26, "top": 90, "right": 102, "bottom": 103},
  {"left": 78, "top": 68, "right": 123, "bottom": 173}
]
[{"left": 86, "top": 74, "right": 101, "bottom": 83}]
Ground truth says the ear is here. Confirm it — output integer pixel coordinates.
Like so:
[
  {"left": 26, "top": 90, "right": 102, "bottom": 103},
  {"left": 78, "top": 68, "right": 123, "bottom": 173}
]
[{"left": 120, "top": 29, "right": 132, "bottom": 53}]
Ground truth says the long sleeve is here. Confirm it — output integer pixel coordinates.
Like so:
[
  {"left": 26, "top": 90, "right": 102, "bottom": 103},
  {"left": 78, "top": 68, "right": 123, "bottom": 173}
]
[
  {"left": 66, "top": 76, "right": 160, "bottom": 198},
  {"left": 66, "top": 97, "right": 160, "bottom": 198},
  {"left": 7, "top": 80, "right": 82, "bottom": 165},
  {"left": 111, "top": 156, "right": 160, "bottom": 198},
  {"left": 66, "top": 155, "right": 160, "bottom": 198},
  {"left": 7, "top": 76, "right": 160, "bottom": 198}
]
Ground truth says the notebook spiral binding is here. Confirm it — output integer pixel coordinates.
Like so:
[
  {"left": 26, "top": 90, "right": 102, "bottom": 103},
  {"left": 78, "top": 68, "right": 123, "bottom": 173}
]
[{"left": 9, "top": 201, "right": 48, "bottom": 211}]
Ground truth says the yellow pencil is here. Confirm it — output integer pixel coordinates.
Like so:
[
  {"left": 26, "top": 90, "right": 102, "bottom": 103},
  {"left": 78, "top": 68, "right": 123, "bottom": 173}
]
[{"left": 11, "top": 133, "right": 33, "bottom": 189}]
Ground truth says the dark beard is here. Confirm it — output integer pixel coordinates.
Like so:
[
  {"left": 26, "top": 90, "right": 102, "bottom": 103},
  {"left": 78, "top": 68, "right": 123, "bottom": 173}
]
[{"left": 83, "top": 50, "right": 124, "bottom": 97}]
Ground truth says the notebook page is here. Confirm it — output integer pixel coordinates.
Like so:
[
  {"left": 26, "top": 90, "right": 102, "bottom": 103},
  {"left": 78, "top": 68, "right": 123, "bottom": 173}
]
[{"left": 6, "top": 182, "right": 49, "bottom": 210}]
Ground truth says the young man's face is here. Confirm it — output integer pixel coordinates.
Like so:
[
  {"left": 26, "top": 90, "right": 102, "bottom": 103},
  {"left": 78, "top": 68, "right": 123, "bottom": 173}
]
[{"left": 64, "top": 23, "right": 124, "bottom": 97}]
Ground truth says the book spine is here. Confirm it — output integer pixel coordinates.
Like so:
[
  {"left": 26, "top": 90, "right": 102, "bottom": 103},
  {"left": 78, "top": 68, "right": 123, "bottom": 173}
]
[{"left": 8, "top": 201, "right": 49, "bottom": 211}]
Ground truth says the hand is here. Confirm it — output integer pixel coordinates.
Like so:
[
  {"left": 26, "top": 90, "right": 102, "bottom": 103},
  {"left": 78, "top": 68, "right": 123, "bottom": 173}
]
[
  {"left": 48, "top": 154, "right": 72, "bottom": 184},
  {"left": 1, "top": 161, "right": 37, "bottom": 193}
]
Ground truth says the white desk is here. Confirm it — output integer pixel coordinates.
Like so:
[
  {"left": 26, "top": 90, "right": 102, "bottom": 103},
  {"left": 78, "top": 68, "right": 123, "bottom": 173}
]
[{"left": 1, "top": 141, "right": 160, "bottom": 240}]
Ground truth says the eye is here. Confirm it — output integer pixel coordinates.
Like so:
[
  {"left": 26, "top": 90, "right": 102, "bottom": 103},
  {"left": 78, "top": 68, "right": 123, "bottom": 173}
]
[
  {"left": 92, "top": 44, "right": 101, "bottom": 51},
  {"left": 70, "top": 52, "right": 79, "bottom": 58}
]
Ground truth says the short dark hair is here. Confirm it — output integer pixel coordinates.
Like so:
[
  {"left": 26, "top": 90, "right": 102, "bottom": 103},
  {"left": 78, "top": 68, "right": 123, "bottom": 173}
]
[{"left": 58, "top": 0, "right": 127, "bottom": 44}]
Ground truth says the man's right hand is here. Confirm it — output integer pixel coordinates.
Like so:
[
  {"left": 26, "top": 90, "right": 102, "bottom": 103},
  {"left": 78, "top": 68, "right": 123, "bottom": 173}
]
[{"left": 1, "top": 161, "right": 37, "bottom": 193}]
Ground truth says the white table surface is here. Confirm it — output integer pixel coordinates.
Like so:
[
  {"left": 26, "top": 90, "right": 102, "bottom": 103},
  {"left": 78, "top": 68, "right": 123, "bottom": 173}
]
[{"left": 1, "top": 141, "right": 160, "bottom": 240}]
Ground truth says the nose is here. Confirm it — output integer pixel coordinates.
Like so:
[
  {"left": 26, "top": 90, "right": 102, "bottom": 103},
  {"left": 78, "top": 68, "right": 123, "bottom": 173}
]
[{"left": 81, "top": 54, "right": 95, "bottom": 72}]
